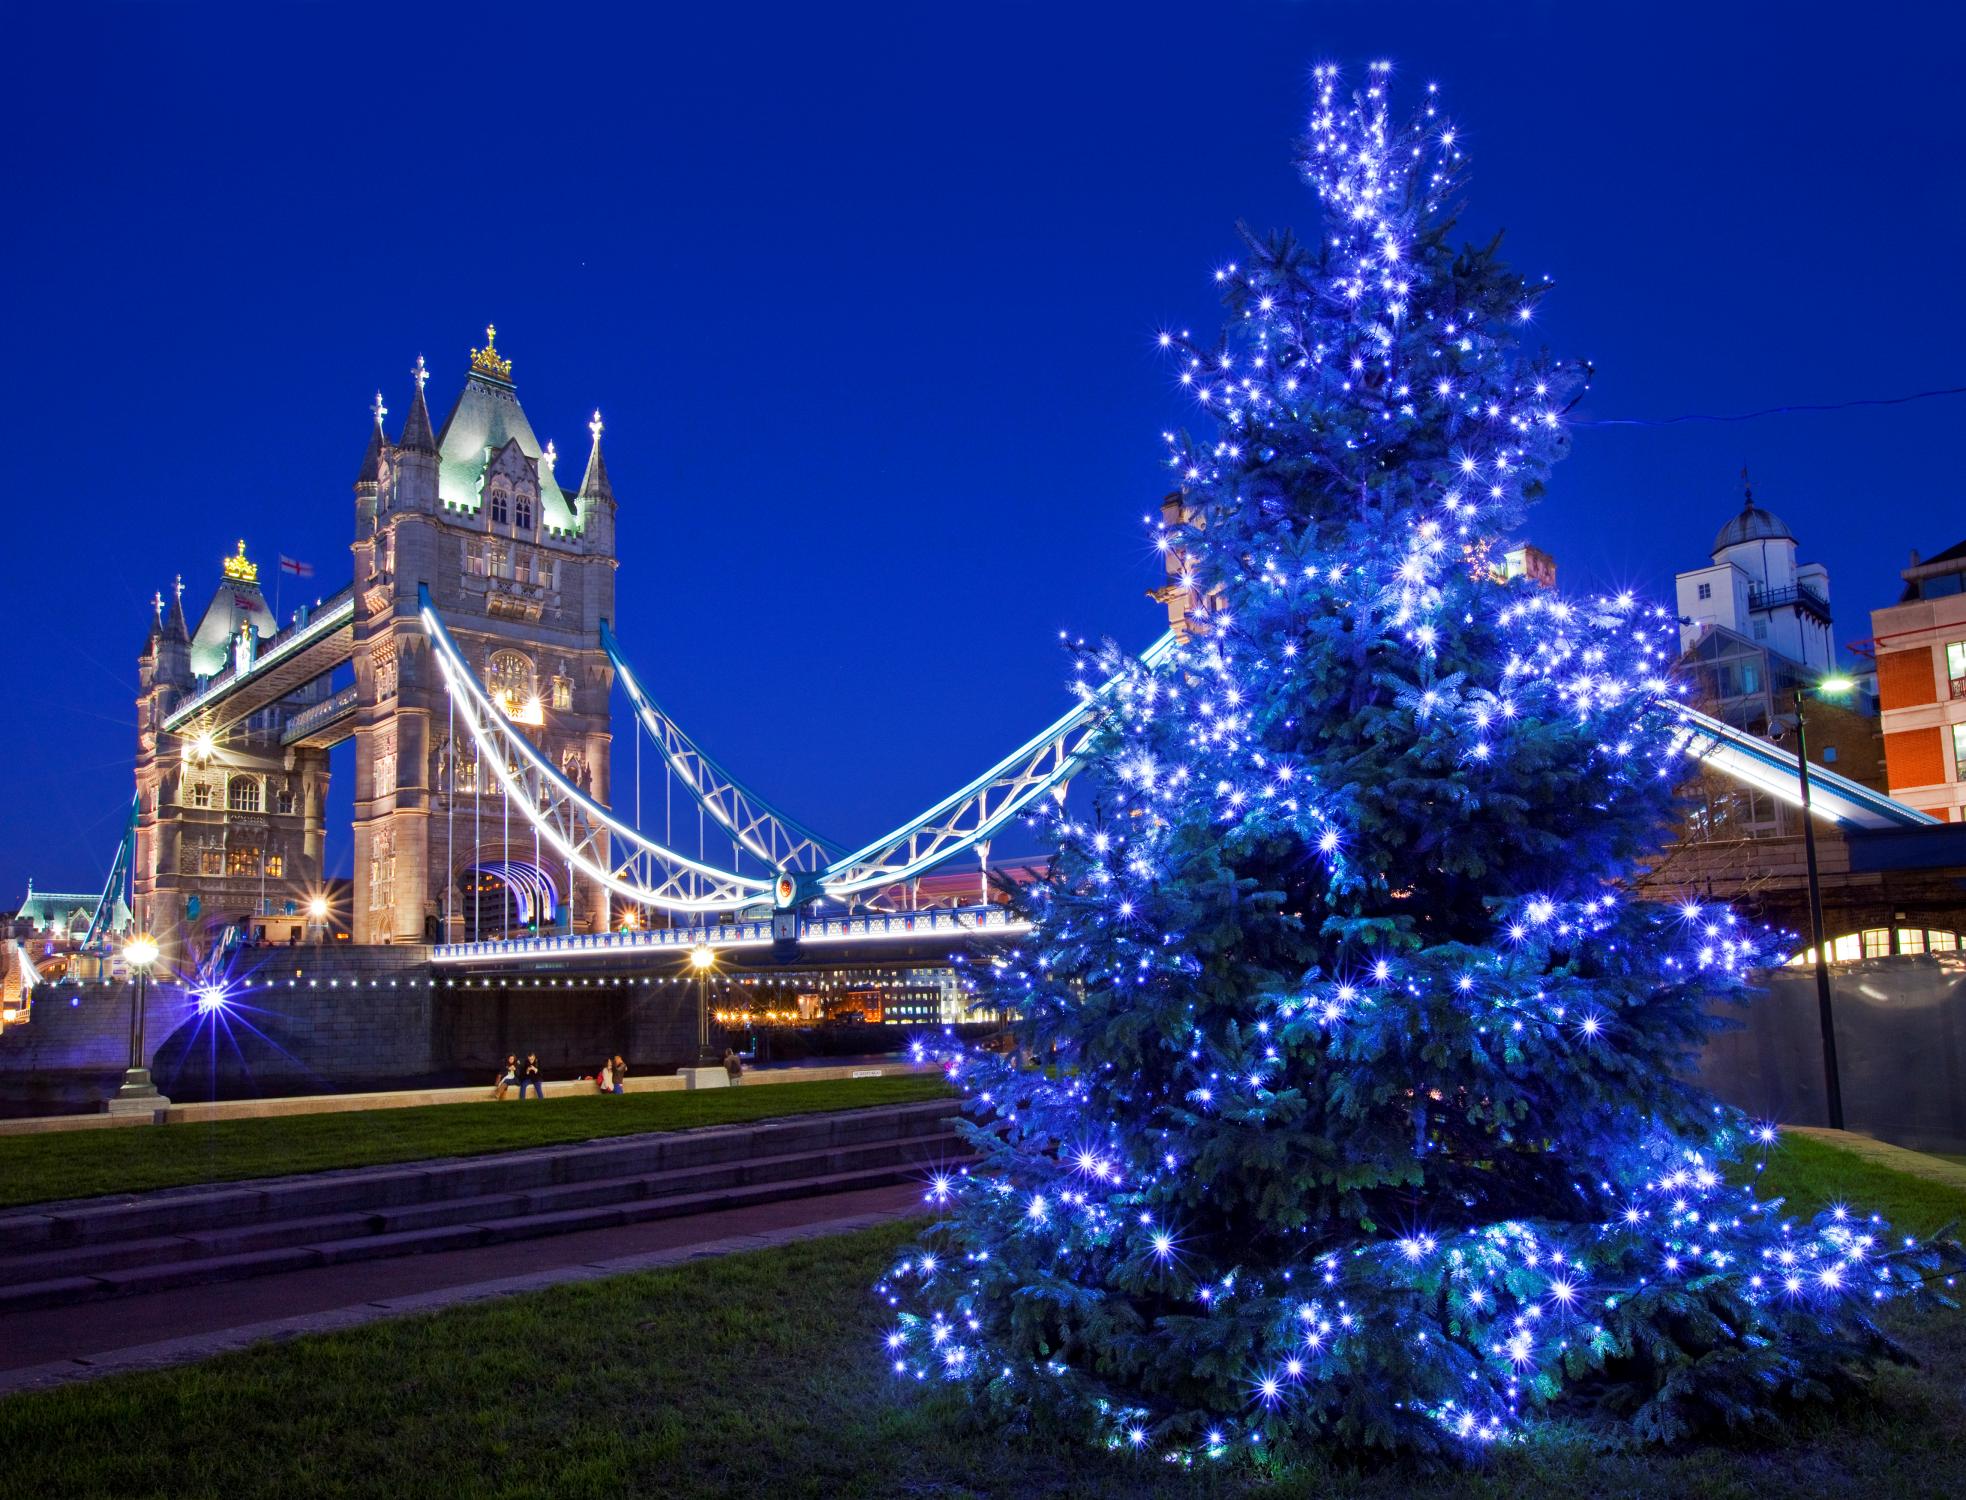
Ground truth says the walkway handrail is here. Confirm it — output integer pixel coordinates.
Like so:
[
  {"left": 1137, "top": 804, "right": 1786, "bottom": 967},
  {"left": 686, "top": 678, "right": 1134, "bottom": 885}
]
[
  {"left": 162, "top": 586, "right": 356, "bottom": 732},
  {"left": 1666, "top": 700, "right": 1937, "bottom": 830},
  {"left": 816, "top": 631, "right": 1181, "bottom": 898}
]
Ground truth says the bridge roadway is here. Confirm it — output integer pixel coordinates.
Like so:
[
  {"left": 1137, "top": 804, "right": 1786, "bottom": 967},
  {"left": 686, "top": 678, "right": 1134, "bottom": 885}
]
[{"left": 430, "top": 901, "right": 1030, "bottom": 976}]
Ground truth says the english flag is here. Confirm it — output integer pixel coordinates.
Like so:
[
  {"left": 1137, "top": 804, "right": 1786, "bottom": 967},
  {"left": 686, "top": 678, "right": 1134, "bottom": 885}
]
[{"left": 279, "top": 556, "right": 315, "bottom": 578}]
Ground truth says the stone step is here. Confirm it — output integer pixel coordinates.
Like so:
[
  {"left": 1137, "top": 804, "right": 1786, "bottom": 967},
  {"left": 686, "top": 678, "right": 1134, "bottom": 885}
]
[
  {"left": 0, "top": 1159, "right": 955, "bottom": 1312},
  {"left": 0, "top": 1100, "right": 960, "bottom": 1250},
  {"left": 0, "top": 1131, "right": 961, "bottom": 1281}
]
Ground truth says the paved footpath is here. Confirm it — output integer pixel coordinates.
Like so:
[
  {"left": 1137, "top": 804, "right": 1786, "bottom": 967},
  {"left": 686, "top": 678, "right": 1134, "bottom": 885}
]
[{"left": 0, "top": 1180, "right": 920, "bottom": 1396}]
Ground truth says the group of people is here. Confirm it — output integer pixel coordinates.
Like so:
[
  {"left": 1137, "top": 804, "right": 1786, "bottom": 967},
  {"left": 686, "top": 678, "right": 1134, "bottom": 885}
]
[
  {"left": 492, "top": 1051, "right": 631, "bottom": 1098},
  {"left": 593, "top": 1054, "right": 630, "bottom": 1094},
  {"left": 493, "top": 1052, "right": 544, "bottom": 1100},
  {"left": 492, "top": 1048, "right": 747, "bottom": 1098}
]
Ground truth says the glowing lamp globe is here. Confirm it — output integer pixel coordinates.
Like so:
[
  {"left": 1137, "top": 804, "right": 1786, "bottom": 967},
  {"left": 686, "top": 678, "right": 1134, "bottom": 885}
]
[
  {"left": 124, "top": 935, "right": 160, "bottom": 970},
  {"left": 690, "top": 944, "right": 716, "bottom": 972}
]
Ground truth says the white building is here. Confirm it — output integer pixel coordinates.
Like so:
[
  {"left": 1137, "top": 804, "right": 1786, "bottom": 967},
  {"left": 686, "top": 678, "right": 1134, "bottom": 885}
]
[{"left": 1674, "top": 482, "right": 1834, "bottom": 671}]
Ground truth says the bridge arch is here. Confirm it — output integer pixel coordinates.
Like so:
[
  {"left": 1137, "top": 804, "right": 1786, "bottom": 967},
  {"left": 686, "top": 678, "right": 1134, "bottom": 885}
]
[{"left": 456, "top": 860, "right": 560, "bottom": 941}]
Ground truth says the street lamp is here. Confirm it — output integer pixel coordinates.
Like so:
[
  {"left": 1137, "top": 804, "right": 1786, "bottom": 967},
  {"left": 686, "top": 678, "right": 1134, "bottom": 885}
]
[
  {"left": 690, "top": 943, "right": 719, "bottom": 1067},
  {"left": 1790, "top": 672, "right": 1855, "bottom": 1130},
  {"left": 112, "top": 933, "right": 169, "bottom": 1113}
]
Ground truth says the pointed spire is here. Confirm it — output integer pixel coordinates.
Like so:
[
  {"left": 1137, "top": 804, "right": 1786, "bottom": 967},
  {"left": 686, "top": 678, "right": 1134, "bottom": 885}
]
[
  {"left": 577, "top": 408, "right": 613, "bottom": 503},
  {"left": 356, "top": 391, "right": 388, "bottom": 485},
  {"left": 142, "top": 590, "right": 164, "bottom": 653},
  {"left": 1741, "top": 464, "right": 1755, "bottom": 512},
  {"left": 164, "top": 574, "right": 191, "bottom": 642},
  {"left": 398, "top": 355, "right": 438, "bottom": 454}
]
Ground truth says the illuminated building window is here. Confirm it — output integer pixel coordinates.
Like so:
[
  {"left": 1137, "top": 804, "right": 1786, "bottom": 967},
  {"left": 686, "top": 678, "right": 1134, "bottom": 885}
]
[
  {"left": 1953, "top": 723, "right": 1966, "bottom": 782},
  {"left": 490, "top": 488, "right": 510, "bottom": 526},
  {"left": 200, "top": 848, "right": 222, "bottom": 875},
  {"left": 227, "top": 847, "right": 258, "bottom": 877},
  {"left": 191, "top": 781, "right": 212, "bottom": 809},
  {"left": 1930, "top": 930, "right": 1959, "bottom": 952},
  {"left": 227, "top": 776, "right": 261, "bottom": 813},
  {"left": 1898, "top": 928, "right": 1926, "bottom": 956},
  {"left": 552, "top": 676, "right": 572, "bottom": 710},
  {"left": 487, "top": 651, "right": 541, "bottom": 724},
  {"left": 265, "top": 854, "right": 284, "bottom": 879},
  {"left": 1862, "top": 928, "right": 1892, "bottom": 959}
]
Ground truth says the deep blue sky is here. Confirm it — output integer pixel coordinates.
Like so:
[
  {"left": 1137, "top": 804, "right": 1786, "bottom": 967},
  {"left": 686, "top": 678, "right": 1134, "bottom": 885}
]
[{"left": 6, "top": 2, "right": 1962, "bottom": 900}]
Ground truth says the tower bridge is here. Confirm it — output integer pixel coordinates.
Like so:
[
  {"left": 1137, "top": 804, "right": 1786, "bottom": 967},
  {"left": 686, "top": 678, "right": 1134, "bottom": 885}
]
[
  {"left": 1, "top": 324, "right": 1952, "bottom": 1103},
  {"left": 110, "top": 326, "right": 1937, "bottom": 975}
]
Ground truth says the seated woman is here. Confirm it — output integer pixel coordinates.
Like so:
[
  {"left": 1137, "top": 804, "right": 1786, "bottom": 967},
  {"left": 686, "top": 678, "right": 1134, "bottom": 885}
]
[{"left": 594, "top": 1059, "right": 613, "bottom": 1093}]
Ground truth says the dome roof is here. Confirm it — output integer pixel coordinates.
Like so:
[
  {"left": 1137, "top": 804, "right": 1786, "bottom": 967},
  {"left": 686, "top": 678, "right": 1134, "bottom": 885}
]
[{"left": 1713, "top": 499, "right": 1794, "bottom": 556}]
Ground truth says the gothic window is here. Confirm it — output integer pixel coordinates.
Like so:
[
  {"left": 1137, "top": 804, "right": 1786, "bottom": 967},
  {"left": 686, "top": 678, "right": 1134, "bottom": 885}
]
[
  {"left": 466, "top": 540, "right": 489, "bottom": 578},
  {"left": 552, "top": 676, "right": 573, "bottom": 710},
  {"left": 560, "top": 747, "right": 588, "bottom": 790},
  {"left": 375, "top": 652, "right": 398, "bottom": 700},
  {"left": 375, "top": 730, "right": 398, "bottom": 798},
  {"left": 265, "top": 853, "right": 284, "bottom": 878},
  {"left": 227, "top": 846, "right": 258, "bottom": 877},
  {"left": 200, "top": 847, "right": 223, "bottom": 875},
  {"left": 227, "top": 776, "right": 261, "bottom": 812},
  {"left": 277, "top": 787, "right": 296, "bottom": 815},
  {"left": 489, "top": 542, "right": 509, "bottom": 578},
  {"left": 490, "top": 487, "right": 510, "bottom": 526},
  {"left": 191, "top": 781, "right": 212, "bottom": 809},
  {"left": 369, "top": 828, "right": 396, "bottom": 911},
  {"left": 516, "top": 494, "right": 534, "bottom": 530}
]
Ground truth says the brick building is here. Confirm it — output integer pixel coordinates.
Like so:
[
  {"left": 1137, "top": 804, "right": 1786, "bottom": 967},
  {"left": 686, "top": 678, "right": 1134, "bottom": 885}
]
[{"left": 1869, "top": 540, "right": 1966, "bottom": 820}]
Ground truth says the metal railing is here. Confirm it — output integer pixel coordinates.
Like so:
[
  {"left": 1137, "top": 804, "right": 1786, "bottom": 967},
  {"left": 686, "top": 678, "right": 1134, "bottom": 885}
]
[{"left": 281, "top": 684, "right": 359, "bottom": 744}]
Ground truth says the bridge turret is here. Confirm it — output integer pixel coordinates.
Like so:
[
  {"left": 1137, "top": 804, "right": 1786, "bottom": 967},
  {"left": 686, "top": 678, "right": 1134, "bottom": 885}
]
[
  {"left": 394, "top": 354, "right": 439, "bottom": 513},
  {"left": 353, "top": 390, "right": 389, "bottom": 538},
  {"left": 576, "top": 408, "right": 616, "bottom": 554}
]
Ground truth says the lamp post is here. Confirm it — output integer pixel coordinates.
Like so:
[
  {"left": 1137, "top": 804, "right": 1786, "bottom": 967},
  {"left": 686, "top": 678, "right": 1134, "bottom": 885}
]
[
  {"left": 111, "top": 933, "right": 169, "bottom": 1113},
  {"left": 690, "top": 943, "right": 719, "bottom": 1067},
  {"left": 1790, "top": 673, "right": 1855, "bottom": 1130}
]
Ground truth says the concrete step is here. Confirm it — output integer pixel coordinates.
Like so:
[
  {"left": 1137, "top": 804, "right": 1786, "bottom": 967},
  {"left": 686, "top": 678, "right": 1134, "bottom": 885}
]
[
  {"left": 0, "top": 1130, "right": 960, "bottom": 1285},
  {"left": 0, "top": 1159, "right": 949, "bottom": 1311},
  {"left": 0, "top": 1101, "right": 960, "bottom": 1251}
]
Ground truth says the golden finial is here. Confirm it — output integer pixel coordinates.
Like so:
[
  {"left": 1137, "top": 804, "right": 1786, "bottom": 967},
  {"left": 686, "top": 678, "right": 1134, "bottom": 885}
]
[
  {"left": 222, "top": 539, "right": 259, "bottom": 584},
  {"left": 470, "top": 323, "right": 513, "bottom": 381}
]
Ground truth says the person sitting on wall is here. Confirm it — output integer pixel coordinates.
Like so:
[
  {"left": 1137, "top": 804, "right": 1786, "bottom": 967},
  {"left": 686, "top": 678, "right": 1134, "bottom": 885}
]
[
  {"left": 519, "top": 1052, "right": 544, "bottom": 1100},
  {"left": 610, "top": 1054, "right": 628, "bottom": 1095},
  {"left": 494, "top": 1054, "right": 518, "bottom": 1101},
  {"left": 594, "top": 1059, "right": 613, "bottom": 1094}
]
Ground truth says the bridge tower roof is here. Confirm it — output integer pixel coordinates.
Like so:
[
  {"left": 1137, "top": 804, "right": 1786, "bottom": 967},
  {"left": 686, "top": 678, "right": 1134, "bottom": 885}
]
[
  {"left": 188, "top": 541, "right": 277, "bottom": 677},
  {"left": 433, "top": 325, "right": 579, "bottom": 534}
]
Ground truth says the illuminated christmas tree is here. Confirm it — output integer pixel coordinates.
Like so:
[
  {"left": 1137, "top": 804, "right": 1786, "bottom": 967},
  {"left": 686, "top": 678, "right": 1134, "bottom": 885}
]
[{"left": 878, "top": 64, "right": 1962, "bottom": 1460}]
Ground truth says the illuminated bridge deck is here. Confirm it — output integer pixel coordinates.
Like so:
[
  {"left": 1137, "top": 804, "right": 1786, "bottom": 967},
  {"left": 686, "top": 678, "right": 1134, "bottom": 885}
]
[{"left": 431, "top": 903, "right": 1029, "bottom": 968}]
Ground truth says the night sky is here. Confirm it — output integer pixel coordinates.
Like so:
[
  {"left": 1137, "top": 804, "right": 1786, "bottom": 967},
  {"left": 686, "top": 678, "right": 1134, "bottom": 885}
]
[{"left": 6, "top": 3, "right": 1962, "bottom": 902}]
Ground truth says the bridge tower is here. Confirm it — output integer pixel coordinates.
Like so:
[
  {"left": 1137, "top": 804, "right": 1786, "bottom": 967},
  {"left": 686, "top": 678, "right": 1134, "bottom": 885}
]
[
  {"left": 349, "top": 330, "right": 618, "bottom": 943},
  {"left": 132, "top": 552, "right": 335, "bottom": 948}
]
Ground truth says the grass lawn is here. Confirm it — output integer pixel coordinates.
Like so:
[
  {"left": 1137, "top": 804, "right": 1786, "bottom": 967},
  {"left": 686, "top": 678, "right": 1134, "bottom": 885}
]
[
  {"left": 3, "top": 1133, "right": 1964, "bottom": 1499},
  {"left": 0, "top": 1075, "right": 948, "bottom": 1212}
]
